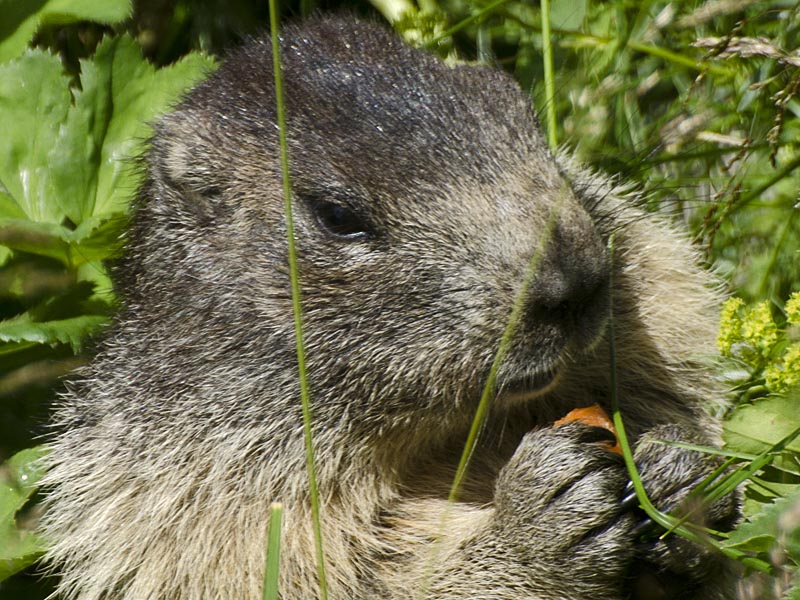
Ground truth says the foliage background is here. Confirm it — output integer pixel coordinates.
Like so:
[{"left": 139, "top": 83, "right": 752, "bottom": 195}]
[{"left": 0, "top": 0, "right": 798, "bottom": 598}]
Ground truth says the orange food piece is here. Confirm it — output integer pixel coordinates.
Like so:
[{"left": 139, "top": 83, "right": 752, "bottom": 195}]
[{"left": 554, "top": 404, "right": 622, "bottom": 454}]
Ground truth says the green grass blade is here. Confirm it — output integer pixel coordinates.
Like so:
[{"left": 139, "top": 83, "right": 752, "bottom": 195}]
[
  {"left": 448, "top": 183, "right": 567, "bottom": 502},
  {"left": 704, "top": 427, "right": 800, "bottom": 503},
  {"left": 626, "top": 40, "right": 734, "bottom": 77},
  {"left": 540, "top": 0, "right": 557, "bottom": 150},
  {"left": 731, "top": 153, "right": 800, "bottom": 214},
  {"left": 263, "top": 503, "right": 283, "bottom": 600},
  {"left": 649, "top": 439, "right": 760, "bottom": 461},
  {"left": 267, "top": 4, "right": 329, "bottom": 598}
]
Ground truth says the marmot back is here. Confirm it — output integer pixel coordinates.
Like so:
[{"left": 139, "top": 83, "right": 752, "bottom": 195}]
[{"left": 42, "top": 16, "right": 739, "bottom": 600}]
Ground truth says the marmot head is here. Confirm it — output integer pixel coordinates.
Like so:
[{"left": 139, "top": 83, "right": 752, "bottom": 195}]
[{"left": 133, "top": 16, "right": 610, "bottom": 434}]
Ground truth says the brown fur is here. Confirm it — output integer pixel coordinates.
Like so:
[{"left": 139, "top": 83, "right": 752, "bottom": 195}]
[{"left": 41, "top": 16, "right": 738, "bottom": 599}]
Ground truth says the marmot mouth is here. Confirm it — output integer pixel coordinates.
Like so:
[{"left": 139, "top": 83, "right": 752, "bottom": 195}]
[{"left": 496, "top": 367, "right": 561, "bottom": 404}]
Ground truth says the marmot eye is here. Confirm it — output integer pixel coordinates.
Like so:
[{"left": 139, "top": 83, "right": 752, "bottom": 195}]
[{"left": 312, "top": 200, "right": 370, "bottom": 240}]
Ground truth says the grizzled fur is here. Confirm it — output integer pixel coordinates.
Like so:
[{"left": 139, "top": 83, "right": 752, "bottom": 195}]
[{"left": 42, "top": 16, "right": 739, "bottom": 600}]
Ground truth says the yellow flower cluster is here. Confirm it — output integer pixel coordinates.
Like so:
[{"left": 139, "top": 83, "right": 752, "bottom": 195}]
[
  {"left": 741, "top": 302, "right": 779, "bottom": 359},
  {"left": 718, "top": 292, "right": 800, "bottom": 393},
  {"left": 718, "top": 298, "right": 778, "bottom": 362},
  {"left": 718, "top": 297, "right": 745, "bottom": 357},
  {"left": 765, "top": 344, "right": 800, "bottom": 392},
  {"left": 766, "top": 291, "right": 800, "bottom": 393},
  {"left": 786, "top": 293, "right": 800, "bottom": 325}
]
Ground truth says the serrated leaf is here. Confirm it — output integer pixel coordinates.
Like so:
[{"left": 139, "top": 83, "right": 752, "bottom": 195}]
[
  {"left": 0, "top": 36, "right": 214, "bottom": 239},
  {"left": 0, "top": 448, "right": 47, "bottom": 526},
  {"left": 0, "top": 540, "right": 42, "bottom": 582},
  {"left": 0, "top": 214, "right": 129, "bottom": 265},
  {"left": 47, "top": 54, "right": 113, "bottom": 226},
  {"left": 0, "top": 218, "right": 71, "bottom": 263},
  {"left": 0, "top": 0, "right": 132, "bottom": 63},
  {"left": 69, "top": 213, "right": 129, "bottom": 263},
  {"left": 725, "top": 491, "right": 800, "bottom": 562},
  {"left": 0, "top": 314, "right": 107, "bottom": 352},
  {"left": 0, "top": 446, "right": 48, "bottom": 582}
]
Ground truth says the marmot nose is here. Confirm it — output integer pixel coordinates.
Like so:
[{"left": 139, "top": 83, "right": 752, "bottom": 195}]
[{"left": 525, "top": 218, "right": 610, "bottom": 333}]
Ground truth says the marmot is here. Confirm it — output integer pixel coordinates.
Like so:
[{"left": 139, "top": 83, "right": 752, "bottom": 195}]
[{"left": 41, "top": 16, "right": 739, "bottom": 600}]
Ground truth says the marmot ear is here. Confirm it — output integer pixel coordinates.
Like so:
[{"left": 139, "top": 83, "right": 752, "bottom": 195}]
[
  {"left": 146, "top": 109, "right": 234, "bottom": 228},
  {"left": 151, "top": 109, "right": 226, "bottom": 201}
]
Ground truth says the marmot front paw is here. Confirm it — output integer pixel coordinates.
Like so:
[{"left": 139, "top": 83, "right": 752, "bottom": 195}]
[{"left": 493, "top": 423, "right": 636, "bottom": 597}]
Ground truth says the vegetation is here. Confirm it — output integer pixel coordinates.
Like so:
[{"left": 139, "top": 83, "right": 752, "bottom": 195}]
[{"left": 0, "top": 0, "right": 798, "bottom": 597}]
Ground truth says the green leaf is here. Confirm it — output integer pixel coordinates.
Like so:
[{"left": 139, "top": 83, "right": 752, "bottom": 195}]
[
  {"left": 0, "top": 36, "right": 214, "bottom": 239},
  {"left": 36, "top": 0, "right": 131, "bottom": 23},
  {"left": 0, "top": 448, "right": 46, "bottom": 528},
  {"left": 0, "top": 50, "right": 72, "bottom": 223},
  {"left": 0, "top": 219, "right": 71, "bottom": 263},
  {"left": 0, "top": 446, "right": 48, "bottom": 582},
  {"left": 0, "top": 314, "right": 107, "bottom": 352},
  {"left": 47, "top": 55, "right": 112, "bottom": 225},
  {"left": 551, "top": 0, "right": 586, "bottom": 30},
  {"left": 0, "top": 190, "right": 26, "bottom": 219},
  {"left": 0, "top": 35, "right": 201, "bottom": 378},
  {"left": 724, "top": 491, "right": 800, "bottom": 566},
  {"left": 69, "top": 213, "right": 129, "bottom": 263},
  {"left": 53, "top": 34, "right": 214, "bottom": 223},
  {"left": 263, "top": 503, "right": 283, "bottom": 600},
  {"left": 724, "top": 396, "right": 800, "bottom": 516},
  {"left": 0, "top": 0, "right": 132, "bottom": 63},
  {"left": 0, "top": 214, "right": 129, "bottom": 265},
  {"left": 724, "top": 395, "right": 800, "bottom": 455}
]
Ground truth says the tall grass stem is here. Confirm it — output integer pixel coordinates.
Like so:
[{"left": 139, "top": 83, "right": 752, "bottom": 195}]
[
  {"left": 447, "top": 187, "right": 565, "bottom": 502},
  {"left": 267, "top": 4, "right": 329, "bottom": 598},
  {"left": 540, "top": 0, "right": 557, "bottom": 150}
]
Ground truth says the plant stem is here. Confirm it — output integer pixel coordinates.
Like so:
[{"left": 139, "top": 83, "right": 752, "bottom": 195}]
[
  {"left": 425, "top": 0, "right": 515, "bottom": 47},
  {"left": 369, "top": 0, "right": 417, "bottom": 25},
  {"left": 267, "top": 4, "right": 328, "bottom": 598},
  {"left": 540, "top": 0, "right": 558, "bottom": 150},
  {"left": 414, "top": 183, "right": 570, "bottom": 600},
  {"left": 448, "top": 184, "right": 566, "bottom": 503}
]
